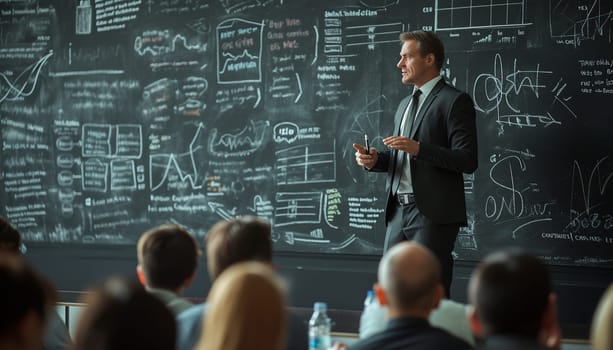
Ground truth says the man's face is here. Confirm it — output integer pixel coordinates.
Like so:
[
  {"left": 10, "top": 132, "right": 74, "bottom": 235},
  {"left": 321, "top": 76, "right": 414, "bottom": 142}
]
[{"left": 396, "top": 40, "right": 431, "bottom": 86}]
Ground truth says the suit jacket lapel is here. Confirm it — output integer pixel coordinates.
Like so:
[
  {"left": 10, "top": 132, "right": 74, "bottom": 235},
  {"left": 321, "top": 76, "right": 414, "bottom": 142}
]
[
  {"left": 409, "top": 79, "right": 445, "bottom": 139},
  {"left": 394, "top": 95, "right": 411, "bottom": 134}
]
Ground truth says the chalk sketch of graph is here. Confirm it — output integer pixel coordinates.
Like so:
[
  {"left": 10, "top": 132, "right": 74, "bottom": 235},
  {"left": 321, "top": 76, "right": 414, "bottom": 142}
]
[
  {"left": 344, "top": 22, "right": 404, "bottom": 50},
  {"left": 276, "top": 141, "right": 336, "bottom": 185},
  {"left": 435, "top": 0, "right": 531, "bottom": 31},
  {"left": 274, "top": 192, "right": 323, "bottom": 227},
  {"left": 324, "top": 20, "right": 403, "bottom": 54},
  {"left": 549, "top": 0, "right": 613, "bottom": 46},
  {"left": 0, "top": 51, "right": 53, "bottom": 103},
  {"left": 208, "top": 120, "right": 268, "bottom": 158},
  {"left": 134, "top": 30, "right": 203, "bottom": 56},
  {"left": 216, "top": 18, "right": 263, "bottom": 84},
  {"left": 150, "top": 123, "right": 206, "bottom": 191}
]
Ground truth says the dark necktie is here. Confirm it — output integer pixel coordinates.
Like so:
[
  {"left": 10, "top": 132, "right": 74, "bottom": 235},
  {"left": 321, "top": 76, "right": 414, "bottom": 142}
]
[
  {"left": 391, "top": 89, "right": 422, "bottom": 195},
  {"left": 403, "top": 89, "right": 422, "bottom": 136}
]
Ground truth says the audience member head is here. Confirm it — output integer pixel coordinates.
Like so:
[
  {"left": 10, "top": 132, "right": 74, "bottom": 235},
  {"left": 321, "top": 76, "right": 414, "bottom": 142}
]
[
  {"left": 72, "top": 277, "right": 176, "bottom": 350},
  {"left": 0, "top": 254, "right": 55, "bottom": 350},
  {"left": 591, "top": 284, "right": 613, "bottom": 350},
  {"left": 198, "top": 261, "right": 286, "bottom": 350},
  {"left": 468, "top": 249, "right": 558, "bottom": 344},
  {"left": 375, "top": 241, "right": 444, "bottom": 319},
  {"left": 136, "top": 224, "right": 200, "bottom": 293},
  {"left": 0, "top": 215, "right": 21, "bottom": 253},
  {"left": 205, "top": 216, "right": 272, "bottom": 281}
]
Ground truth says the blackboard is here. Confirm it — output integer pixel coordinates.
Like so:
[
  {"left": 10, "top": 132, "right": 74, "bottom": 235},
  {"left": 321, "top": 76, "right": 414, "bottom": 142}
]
[{"left": 1, "top": 0, "right": 612, "bottom": 268}]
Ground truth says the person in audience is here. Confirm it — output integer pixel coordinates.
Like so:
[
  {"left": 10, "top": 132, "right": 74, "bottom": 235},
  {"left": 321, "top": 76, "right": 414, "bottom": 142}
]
[
  {"left": 0, "top": 254, "right": 55, "bottom": 350},
  {"left": 71, "top": 277, "right": 176, "bottom": 350},
  {"left": 0, "top": 215, "right": 71, "bottom": 350},
  {"left": 176, "top": 216, "right": 307, "bottom": 350},
  {"left": 196, "top": 261, "right": 286, "bottom": 350},
  {"left": 347, "top": 241, "right": 472, "bottom": 350},
  {"left": 591, "top": 283, "right": 613, "bottom": 350},
  {"left": 468, "top": 249, "right": 561, "bottom": 350},
  {"left": 360, "top": 288, "right": 475, "bottom": 345},
  {"left": 136, "top": 223, "right": 200, "bottom": 315}
]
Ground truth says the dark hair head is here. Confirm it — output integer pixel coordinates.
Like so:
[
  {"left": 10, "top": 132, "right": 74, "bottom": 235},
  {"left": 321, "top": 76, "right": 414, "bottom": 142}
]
[
  {"left": 0, "top": 254, "right": 55, "bottom": 338},
  {"left": 137, "top": 224, "right": 200, "bottom": 290},
  {"left": 469, "top": 249, "right": 551, "bottom": 338},
  {"left": 0, "top": 216, "right": 21, "bottom": 253},
  {"left": 206, "top": 216, "right": 272, "bottom": 281},
  {"left": 72, "top": 277, "right": 176, "bottom": 350},
  {"left": 399, "top": 30, "right": 445, "bottom": 70}
]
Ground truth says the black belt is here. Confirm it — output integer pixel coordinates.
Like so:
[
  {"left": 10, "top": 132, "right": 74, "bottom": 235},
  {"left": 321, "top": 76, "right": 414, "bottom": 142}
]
[{"left": 395, "top": 193, "right": 415, "bottom": 205}]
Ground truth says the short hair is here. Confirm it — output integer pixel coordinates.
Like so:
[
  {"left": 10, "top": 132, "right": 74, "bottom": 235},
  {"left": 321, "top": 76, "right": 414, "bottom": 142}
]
[
  {"left": 591, "top": 284, "right": 613, "bottom": 350},
  {"left": 469, "top": 250, "right": 551, "bottom": 338},
  {"left": 137, "top": 224, "right": 200, "bottom": 290},
  {"left": 377, "top": 242, "right": 441, "bottom": 312},
  {"left": 0, "top": 216, "right": 21, "bottom": 253},
  {"left": 199, "top": 262, "right": 286, "bottom": 350},
  {"left": 399, "top": 30, "right": 445, "bottom": 70},
  {"left": 72, "top": 277, "right": 176, "bottom": 350},
  {"left": 0, "top": 254, "right": 55, "bottom": 338},
  {"left": 205, "top": 216, "right": 272, "bottom": 281}
]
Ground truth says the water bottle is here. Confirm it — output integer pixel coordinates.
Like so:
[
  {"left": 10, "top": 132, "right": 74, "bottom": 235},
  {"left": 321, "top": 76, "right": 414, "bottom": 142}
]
[
  {"left": 359, "top": 289, "right": 386, "bottom": 338},
  {"left": 309, "top": 302, "right": 331, "bottom": 350},
  {"left": 363, "top": 290, "right": 374, "bottom": 308}
]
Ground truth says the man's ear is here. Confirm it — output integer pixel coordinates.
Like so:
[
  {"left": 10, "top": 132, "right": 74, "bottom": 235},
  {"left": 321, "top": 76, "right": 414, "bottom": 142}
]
[
  {"left": 136, "top": 264, "right": 147, "bottom": 286},
  {"left": 431, "top": 284, "right": 444, "bottom": 309},
  {"left": 468, "top": 305, "right": 484, "bottom": 339},
  {"left": 425, "top": 53, "right": 436, "bottom": 66},
  {"left": 183, "top": 271, "right": 196, "bottom": 289},
  {"left": 374, "top": 283, "right": 388, "bottom": 306}
]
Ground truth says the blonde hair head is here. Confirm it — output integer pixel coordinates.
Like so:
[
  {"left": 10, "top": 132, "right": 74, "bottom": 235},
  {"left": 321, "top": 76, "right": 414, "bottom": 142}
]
[
  {"left": 197, "top": 261, "right": 286, "bottom": 350},
  {"left": 592, "top": 284, "right": 613, "bottom": 350}
]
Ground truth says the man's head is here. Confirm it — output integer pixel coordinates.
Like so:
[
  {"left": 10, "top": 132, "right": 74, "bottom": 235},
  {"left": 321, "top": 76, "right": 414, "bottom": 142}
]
[
  {"left": 136, "top": 224, "right": 200, "bottom": 293},
  {"left": 468, "top": 249, "right": 557, "bottom": 341},
  {"left": 0, "top": 254, "right": 55, "bottom": 350},
  {"left": 205, "top": 216, "right": 272, "bottom": 281},
  {"left": 0, "top": 216, "right": 21, "bottom": 253},
  {"left": 73, "top": 277, "right": 176, "bottom": 350},
  {"left": 397, "top": 30, "right": 444, "bottom": 86},
  {"left": 375, "top": 241, "right": 444, "bottom": 318}
]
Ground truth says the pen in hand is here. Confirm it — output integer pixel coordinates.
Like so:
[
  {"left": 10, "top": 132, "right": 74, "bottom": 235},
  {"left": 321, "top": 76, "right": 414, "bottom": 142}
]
[{"left": 364, "top": 134, "right": 370, "bottom": 154}]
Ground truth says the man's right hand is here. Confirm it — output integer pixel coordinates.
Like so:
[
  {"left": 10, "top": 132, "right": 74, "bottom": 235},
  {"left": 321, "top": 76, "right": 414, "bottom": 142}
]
[{"left": 353, "top": 143, "right": 378, "bottom": 170}]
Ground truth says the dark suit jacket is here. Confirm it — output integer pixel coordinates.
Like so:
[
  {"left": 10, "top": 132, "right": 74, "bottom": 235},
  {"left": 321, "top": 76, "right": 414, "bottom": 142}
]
[
  {"left": 477, "top": 335, "right": 547, "bottom": 350},
  {"left": 348, "top": 317, "right": 472, "bottom": 350},
  {"left": 370, "top": 78, "right": 478, "bottom": 225}
]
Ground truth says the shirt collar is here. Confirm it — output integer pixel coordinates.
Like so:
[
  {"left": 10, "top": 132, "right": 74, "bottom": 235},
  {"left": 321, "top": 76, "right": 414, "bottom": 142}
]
[{"left": 413, "top": 75, "right": 442, "bottom": 100}]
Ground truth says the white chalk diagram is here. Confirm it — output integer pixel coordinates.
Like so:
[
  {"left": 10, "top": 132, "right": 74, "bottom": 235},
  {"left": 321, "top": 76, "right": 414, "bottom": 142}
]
[
  {"left": 549, "top": 0, "right": 613, "bottom": 46},
  {"left": 274, "top": 191, "right": 323, "bottom": 227},
  {"left": 218, "top": 0, "right": 277, "bottom": 14},
  {"left": 208, "top": 120, "right": 268, "bottom": 158},
  {"left": 216, "top": 18, "right": 263, "bottom": 84},
  {"left": 81, "top": 124, "right": 143, "bottom": 192},
  {"left": 275, "top": 141, "right": 336, "bottom": 185},
  {"left": 472, "top": 53, "right": 576, "bottom": 134},
  {"left": 134, "top": 30, "right": 203, "bottom": 56},
  {"left": 150, "top": 123, "right": 207, "bottom": 191},
  {"left": 324, "top": 19, "right": 403, "bottom": 54},
  {"left": 435, "top": 0, "right": 532, "bottom": 31},
  {"left": 0, "top": 51, "right": 53, "bottom": 103}
]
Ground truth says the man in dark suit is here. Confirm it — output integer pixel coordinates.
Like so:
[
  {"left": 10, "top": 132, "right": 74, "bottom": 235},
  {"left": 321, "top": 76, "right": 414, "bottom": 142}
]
[
  {"left": 347, "top": 241, "right": 472, "bottom": 350},
  {"left": 354, "top": 30, "right": 478, "bottom": 296},
  {"left": 467, "top": 249, "right": 561, "bottom": 350}
]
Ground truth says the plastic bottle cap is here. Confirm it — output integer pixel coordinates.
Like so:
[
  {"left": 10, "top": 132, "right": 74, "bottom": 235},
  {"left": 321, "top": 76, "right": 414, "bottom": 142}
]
[{"left": 313, "top": 302, "right": 327, "bottom": 311}]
